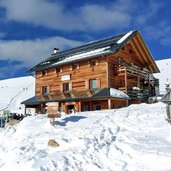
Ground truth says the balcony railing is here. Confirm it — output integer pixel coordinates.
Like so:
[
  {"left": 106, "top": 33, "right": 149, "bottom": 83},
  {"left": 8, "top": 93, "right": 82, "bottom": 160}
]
[{"left": 117, "top": 63, "right": 150, "bottom": 78}]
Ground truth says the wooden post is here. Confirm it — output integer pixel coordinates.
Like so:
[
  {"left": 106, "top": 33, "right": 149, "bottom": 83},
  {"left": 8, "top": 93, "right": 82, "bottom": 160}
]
[
  {"left": 108, "top": 99, "right": 111, "bottom": 109},
  {"left": 137, "top": 76, "right": 140, "bottom": 88},
  {"left": 126, "top": 99, "right": 129, "bottom": 107},
  {"left": 108, "top": 62, "right": 110, "bottom": 88},
  {"left": 89, "top": 101, "right": 92, "bottom": 111},
  {"left": 125, "top": 66, "right": 128, "bottom": 93},
  {"left": 78, "top": 101, "right": 81, "bottom": 112},
  {"left": 61, "top": 103, "right": 66, "bottom": 113}
]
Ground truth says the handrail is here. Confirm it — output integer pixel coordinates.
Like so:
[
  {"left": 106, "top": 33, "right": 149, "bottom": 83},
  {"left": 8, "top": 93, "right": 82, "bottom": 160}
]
[{"left": 117, "top": 63, "right": 150, "bottom": 77}]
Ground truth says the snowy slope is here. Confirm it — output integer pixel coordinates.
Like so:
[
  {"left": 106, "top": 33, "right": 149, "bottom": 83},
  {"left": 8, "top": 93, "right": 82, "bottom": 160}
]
[
  {"left": 0, "top": 76, "right": 35, "bottom": 113},
  {"left": 0, "top": 102, "right": 171, "bottom": 171},
  {"left": 154, "top": 58, "right": 171, "bottom": 94}
]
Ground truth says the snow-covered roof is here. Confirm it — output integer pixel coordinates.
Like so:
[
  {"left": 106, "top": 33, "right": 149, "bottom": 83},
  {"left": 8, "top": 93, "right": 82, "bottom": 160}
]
[
  {"left": 116, "top": 31, "right": 133, "bottom": 44},
  {"left": 28, "top": 30, "right": 138, "bottom": 72},
  {"left": 110, "top": 88, "right": 129, "bottom": 99},
  {"left": 52, "top": 46, "right": 111, "bottom": 67},
  {"left": 22, "top": 88, "right": 129, "bottom": 105}
]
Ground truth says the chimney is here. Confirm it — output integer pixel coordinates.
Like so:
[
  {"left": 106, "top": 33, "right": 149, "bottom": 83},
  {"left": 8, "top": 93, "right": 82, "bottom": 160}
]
[{"left": 53, "top": 48, "right": 60, "bottom": 54}]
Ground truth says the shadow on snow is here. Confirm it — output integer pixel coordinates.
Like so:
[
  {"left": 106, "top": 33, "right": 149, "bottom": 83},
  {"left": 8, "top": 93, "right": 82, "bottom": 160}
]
[{"left": 55, "top": 115, "right": 87, "bottom": 126}]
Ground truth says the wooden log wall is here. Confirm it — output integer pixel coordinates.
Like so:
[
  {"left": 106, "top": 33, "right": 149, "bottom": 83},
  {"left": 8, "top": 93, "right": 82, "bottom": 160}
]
[
  {"left": 35, "top": 58, "right": 108, "bottom": 96},
  {"left": 111, "top": 99, "right": 127, "bottom": 108}
]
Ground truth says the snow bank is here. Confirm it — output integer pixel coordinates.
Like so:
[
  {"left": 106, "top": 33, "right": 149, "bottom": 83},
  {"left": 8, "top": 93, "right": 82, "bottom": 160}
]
[{"left": 0, "top": 102, "right": 171, "bottom": 171}]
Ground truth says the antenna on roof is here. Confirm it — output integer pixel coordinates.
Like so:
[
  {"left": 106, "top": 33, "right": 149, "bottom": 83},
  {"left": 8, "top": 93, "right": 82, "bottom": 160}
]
[{"left": 53, "top": 48, "right": 60, "bottom": 54}]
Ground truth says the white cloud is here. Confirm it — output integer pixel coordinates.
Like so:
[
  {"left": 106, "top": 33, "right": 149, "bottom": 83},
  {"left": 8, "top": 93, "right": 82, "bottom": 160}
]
[
  {"left": 82, "top": 4, "right": 131, "bottom": 30},
  {"left": 0, "top": 0, "right": 133, "bottom": 31},
  {"left": 0, "top": 0, "right": 168, "bottom": 33},
  {"left": 0, "top": 36, "right": 82, "bottom": 66},
  {"left": 0, "top": 36, "right": 82, "bottom": 78}
]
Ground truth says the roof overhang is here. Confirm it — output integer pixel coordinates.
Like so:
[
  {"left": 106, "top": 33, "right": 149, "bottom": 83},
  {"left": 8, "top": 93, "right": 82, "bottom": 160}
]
[
  {"left": 22, "top": 88, "right": 129, "bottom": 105},
  {"left": 129, "top": 31, "right": 159, "bottom": 73}
]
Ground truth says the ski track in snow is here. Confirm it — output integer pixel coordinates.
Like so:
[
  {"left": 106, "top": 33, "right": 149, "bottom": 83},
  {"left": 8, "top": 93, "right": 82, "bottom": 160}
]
[
  {"left": 0, "top": 76, "right": 35, "bottom": 113},
  {"left": 0, "top": 102, "right": 171, "bottom": 171}
]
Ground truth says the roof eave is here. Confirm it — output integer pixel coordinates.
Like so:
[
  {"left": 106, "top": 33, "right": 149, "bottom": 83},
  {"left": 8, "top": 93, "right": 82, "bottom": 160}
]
[{"left": 28, "top": 49, "right": 114, "bottom": 72}]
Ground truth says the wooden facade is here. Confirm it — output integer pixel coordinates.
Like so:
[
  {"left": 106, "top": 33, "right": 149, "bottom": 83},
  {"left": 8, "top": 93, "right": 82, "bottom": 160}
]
[
  {"left": 35, "top": 58, "right": 107, "bottom": 96},
  {"left": 22, "top": 31, "right": 159, "bottom": 115}
]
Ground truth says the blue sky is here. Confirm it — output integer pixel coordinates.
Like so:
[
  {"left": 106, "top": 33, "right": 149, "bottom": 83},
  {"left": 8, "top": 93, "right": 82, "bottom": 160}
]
[{"left": 0, "top": 0, "right": 171, "bottom": 79}]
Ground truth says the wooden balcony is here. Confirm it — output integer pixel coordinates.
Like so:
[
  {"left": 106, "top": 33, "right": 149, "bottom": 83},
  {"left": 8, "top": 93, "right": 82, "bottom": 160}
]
[
  {"left": 116, "top": 63, "right": 151, "bottom": 97},
  {"left": 117, "top": 63, "right": 150, "bottom": 78}
]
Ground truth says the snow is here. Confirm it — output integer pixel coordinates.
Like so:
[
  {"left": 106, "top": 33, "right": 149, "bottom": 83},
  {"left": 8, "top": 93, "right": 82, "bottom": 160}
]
[
  {"left": 154, "top": 58, "right": 171, "bottom": 94},
  {"left": 52, "top": 46, "right": 111, "bottom": 66},
  {"left": 0, "top": 102, "right": 171, "bottom": 171},
  {"left": 110, "top": 88, "right": 129, "bottom": 98},
  {"left": 0, "top": 76, "right": 35, "bottom": 114},
  {"left": 117, "top": 31, "right": 133, "bottom": 44}
]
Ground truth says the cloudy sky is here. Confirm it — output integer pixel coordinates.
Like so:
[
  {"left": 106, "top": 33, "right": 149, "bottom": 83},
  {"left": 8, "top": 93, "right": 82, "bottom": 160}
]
[{"left": 0, "top": 0, "right": 171, "bottom": 79}]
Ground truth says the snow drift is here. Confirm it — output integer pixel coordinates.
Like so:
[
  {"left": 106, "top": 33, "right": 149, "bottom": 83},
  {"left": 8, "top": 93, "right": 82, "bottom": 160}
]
[{"left": 0, "top": 102, "right": 171, "bottom": 171}]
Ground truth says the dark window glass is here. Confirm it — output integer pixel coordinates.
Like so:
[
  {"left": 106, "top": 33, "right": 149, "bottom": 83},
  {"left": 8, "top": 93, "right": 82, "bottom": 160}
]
[
  {"left": 129, "top": 49, "right": 132, "bottom": 53},
  {"left": 72, "top": 64, "right": 79, "bottom": 70},
  {"left": 63, "top": 83, "right": 70, "bottom": 92},
  {"left": 90, "top": 60, "right": 96, "bottom": 66},
  {"left": 83, "top": 105, "right": 89, "bottom": 111},
  {"left": 42, "top": 70, "right": 47, "bottom": 76},
  {"left": 56, "top": 68, "right": 61, "bottom": 73},
  {"left": 42, "top": 86, "right": 48, "bottom": 95},
  {"left": 118, "top": 57, "right": 123, "bottom": 65},
  {"left": 95, "top": 104, "right": 101, "bottom": 110}
]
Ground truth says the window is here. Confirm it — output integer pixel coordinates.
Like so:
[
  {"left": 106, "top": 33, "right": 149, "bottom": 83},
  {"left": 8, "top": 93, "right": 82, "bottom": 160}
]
[
  {"left": 89, "top": 79, "right": 97, "bottom": 89},
  {"left": 72, "top": 64, "right": 79, "bottom": 70},
  {"left": 42, "top": 86, "right": 48, "bottom": 95},
  {"left": 42, "top": 70, "right": 48, "bottom": 76},
  {"left": 95, "top": 104, "right": 101, "bottom": 110},
  {"left": 82, "top": 105, "right": 89, "bottom": 111},
  {"left": 90, "top": 60, "right": 96, "bottom": 66},
  {"left": 118, "top": 57, "right": 123, "bottom": 65},
  {"left": 113, "top": 64, "right": 117, "bottom": 75},
  {"left": 56, "top": 67, "right": 61, "bottom": 73},
  {"left": 63, "top": 82, "right": 70, "bottom": 92},
  {"left": 129, "top": 49, "right": 132, "bottom": 54}
]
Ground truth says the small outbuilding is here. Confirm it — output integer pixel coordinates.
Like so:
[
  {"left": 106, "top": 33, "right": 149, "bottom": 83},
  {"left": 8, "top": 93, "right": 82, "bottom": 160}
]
[{"left": 161, "top": 89, "right": 171, "bottom": 123}]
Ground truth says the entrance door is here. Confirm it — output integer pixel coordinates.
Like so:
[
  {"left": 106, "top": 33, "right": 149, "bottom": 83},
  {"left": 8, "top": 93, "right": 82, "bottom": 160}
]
[{"left": 67, "top": 105, "right": 75, "bottom": 114}]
